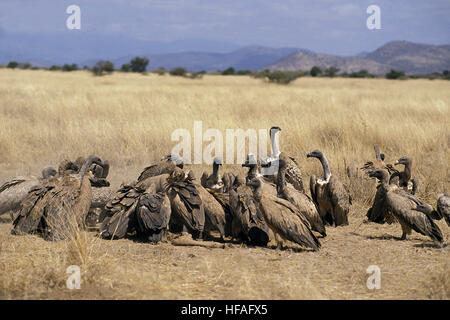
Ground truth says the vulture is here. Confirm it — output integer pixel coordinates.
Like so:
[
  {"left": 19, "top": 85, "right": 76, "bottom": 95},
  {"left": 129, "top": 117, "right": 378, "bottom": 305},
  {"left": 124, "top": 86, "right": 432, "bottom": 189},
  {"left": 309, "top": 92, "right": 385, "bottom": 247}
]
[
  {"left": 0, "top": 161, "right": 80, "bottom": 219},
  {"left": 74, "top": 156, "right": 111, "bottom": 226},
  {"left": 221, "top": 172, "right": 237, "bottom": 193},
  {"left": 12, "top": 155, "right": 106, "bottom": 241},
  {"left": 198, "top": 158, "right": 233, "bottom": 239},
  {"left": 229, "top": 174, "right": 271, "bottom": 246},
  {"left": 389, "top": 156, "right": 418, "bottom": 195},
  {"left": 360, "top": 145, "right": 398, "bottom": 176},
  {"left": 261, "top": 126, "right": 304, "bottom": 192},
  {"left": 0, "top": 167, "right": 57, "bottom": 218},
  {"left": 137, "top": 154, "right": 184, "bottom": 183},
  {"left": 276, "top": 154, "right": 326, "bottom": 237},
  {"left": 307, "top": 150, "right": 351, "bottom": 227},
  {"left": 246, "top": 177, "right": 321, "bottom": 251},
  {"left": 100, "top": 174, "right": 171, "bottom": 242},
  {"left": 201, "top": 157, "right": 224, "bottom": 191},
  {"left": 412, "top": 193, "right": 450, "bottom": 227},
  {"left": 368, "top": 170, "right": 443, "bottom": 242},
  {"left": 166, "top": 168, "right": 205, "bottom": 240}
]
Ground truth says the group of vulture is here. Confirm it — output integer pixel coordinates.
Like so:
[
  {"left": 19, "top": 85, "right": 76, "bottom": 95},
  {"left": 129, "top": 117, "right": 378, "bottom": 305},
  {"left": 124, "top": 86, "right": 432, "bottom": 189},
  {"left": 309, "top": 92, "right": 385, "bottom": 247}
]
[{"left": 0, "top": 127, "right": 448, "bottom": 250}]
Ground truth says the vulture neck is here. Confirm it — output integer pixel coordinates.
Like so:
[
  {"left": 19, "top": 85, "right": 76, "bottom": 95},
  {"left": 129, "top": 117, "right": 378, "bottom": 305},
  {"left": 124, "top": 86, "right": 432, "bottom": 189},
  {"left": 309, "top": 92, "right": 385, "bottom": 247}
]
[
  {"left": 247, "top": 165, "right": 260, "bottom": 180},
  {"left": 378, "top": 175, "right": 390, "bottom": 192},
  {"left": 79, "top": 160, "right": 94, "bottom": 178},
  {"left": 212, "top": 162, "right": 220, "bottom": 180},
  {"left": 277, "top": 166, "right": 287, "bottom": 196},
  {"left": 402, "top": 161, "right": 411, "bottom": 183},
  {"left": 252, "top": 182, "right": 263, "bottom": 202},
  {"left": 270, "top": 130, "right": 280, "bottom": 158},
  {"left": 319, "top": 155, "right": 331, "bottom": 182}
]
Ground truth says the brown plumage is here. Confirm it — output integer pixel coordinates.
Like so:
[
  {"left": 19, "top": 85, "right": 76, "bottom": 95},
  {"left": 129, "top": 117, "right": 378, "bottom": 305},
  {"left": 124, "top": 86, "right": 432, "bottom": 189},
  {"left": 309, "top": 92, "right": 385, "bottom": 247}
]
[
  {"left": 412, "top": 193, "right": 450, "bottom": 227},
  {"left": 166, "top": 168, "right": 205, "bottom": 239},
  {"left": 368, "top": 170, "right": 443, "bottom": 242},
  {"left": 389, "top": 156, "right": 418, "bottom": 195},
  {"left": 246, "top": 177, "right": 321, "bottom": 251},
  {"left": 100, "top": 174, "right": 170, "bottom": 241},
  {"left": 307, "top": 150, "right": 351, "bottom": 227},
  {"left": 277, "top": 154, "right": 326, "bottom": 237},
  {"left": 12, "top": 155, "right": 104, "bottom": 241},
  {"left": 229, "top": 175, "right": 270, "bottom": 246},
  {"left": 136, "top": 192, "right": 171, "bottom": 242},
  {"left": 0, "top": 166, "right": 59, "bottom": 219},
  {"left": 366, "top": 182, "right": 397, "bottom": 224},
  {"left": 221, "top": 172, "right": 236, "bottom": 193},
  {"left": 201, "top": 157, "right": 224, "bottom": 191},
  {"left": 137, "top": 154, "right": 184, "bottom": 182},
  {"left": 196, "top": 183, "right": 229, "bottom": 240}
]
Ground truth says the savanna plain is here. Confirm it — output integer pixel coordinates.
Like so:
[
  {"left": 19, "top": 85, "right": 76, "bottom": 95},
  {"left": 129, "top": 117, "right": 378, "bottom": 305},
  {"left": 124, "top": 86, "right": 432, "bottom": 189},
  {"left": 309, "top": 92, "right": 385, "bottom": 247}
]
[{"left": 0, "top": 70, "right": 448, "bottom": 299}]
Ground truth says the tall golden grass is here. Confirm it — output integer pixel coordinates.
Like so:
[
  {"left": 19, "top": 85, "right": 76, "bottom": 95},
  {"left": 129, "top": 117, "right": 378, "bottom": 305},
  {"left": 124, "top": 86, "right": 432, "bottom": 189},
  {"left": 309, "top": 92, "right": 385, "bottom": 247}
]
[{"left": 0, "top": 70, "right": 449, "bottom": 299}]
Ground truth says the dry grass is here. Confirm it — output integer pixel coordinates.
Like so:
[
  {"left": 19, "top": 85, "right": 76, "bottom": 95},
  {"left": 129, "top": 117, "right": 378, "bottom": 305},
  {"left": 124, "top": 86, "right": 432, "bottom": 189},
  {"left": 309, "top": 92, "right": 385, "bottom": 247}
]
[{"left": 0, "top": 70, "right": 449, "bottom": 299}]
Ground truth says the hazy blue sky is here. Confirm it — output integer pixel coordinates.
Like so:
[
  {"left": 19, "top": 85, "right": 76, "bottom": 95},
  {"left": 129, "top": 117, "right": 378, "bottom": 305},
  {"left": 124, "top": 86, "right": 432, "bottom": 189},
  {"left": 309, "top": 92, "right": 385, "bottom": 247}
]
[{"left": 1, "top": 0, "right": 449, "bottom": 55}]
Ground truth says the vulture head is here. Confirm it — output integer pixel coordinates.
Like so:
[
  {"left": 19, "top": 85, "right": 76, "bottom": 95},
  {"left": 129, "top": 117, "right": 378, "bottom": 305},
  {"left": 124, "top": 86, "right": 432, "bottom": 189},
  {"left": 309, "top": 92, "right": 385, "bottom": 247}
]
[
  {"left": 242, "top": 153, "right": 258, "bottom": 167},
  {"left": 213, "top": 157, "right": 223, "bottom": 166},
  {"left": 42, "top": 166, "right": 57, "bottom": 179},
  {"left": 86, "top": 155, "right": 104, "bottom": 167},
  {"left": 394, "top": 156, "right": 411, "bottom": 167},
  {"left": 246, "top": 177, "right": 263, "bottom": 190},
  {"left": 368, "top": 169, "right": 389, "bottom": 183},
  {"left": 163, "top": 154, "right": 184, "bottom": 169},
  {"left": 306, "top": 150, "right": 324, "bottom": 159},
  {"left": 270, "top": 126, "right": 281, "bottom": 134}
]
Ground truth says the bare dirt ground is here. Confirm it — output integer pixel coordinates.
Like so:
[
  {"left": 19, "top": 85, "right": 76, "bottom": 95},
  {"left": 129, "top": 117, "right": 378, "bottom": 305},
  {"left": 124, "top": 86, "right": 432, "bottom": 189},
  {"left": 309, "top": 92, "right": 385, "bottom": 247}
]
[{"left": 1, "top": 206, "right": 448, "bottom": 300}]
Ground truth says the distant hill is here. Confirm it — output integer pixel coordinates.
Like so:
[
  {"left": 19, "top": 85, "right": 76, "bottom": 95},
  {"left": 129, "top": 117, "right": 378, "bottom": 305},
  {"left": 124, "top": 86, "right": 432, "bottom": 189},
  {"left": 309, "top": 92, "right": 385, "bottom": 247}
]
[
  {"left": 111, "top": 46, "right": 310, "bottom": 72},
  {"left": 266, "top": 41, "right": 450, "bottom": 74},
  {"left": 266, "top": 52, "right": 391, "bottom": 74},
  {"left": 1, "top": 31, "right": 448, "bottom": 74},
  {"left": 366, "top": 41, "right": 450, "bottom": 74}
]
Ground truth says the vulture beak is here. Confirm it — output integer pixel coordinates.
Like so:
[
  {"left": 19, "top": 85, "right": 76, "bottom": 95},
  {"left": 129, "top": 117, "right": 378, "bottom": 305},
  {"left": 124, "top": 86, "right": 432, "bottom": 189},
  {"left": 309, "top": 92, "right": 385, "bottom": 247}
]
[{"left": 306, "top": 152, "right": 314, "bottom": 158}]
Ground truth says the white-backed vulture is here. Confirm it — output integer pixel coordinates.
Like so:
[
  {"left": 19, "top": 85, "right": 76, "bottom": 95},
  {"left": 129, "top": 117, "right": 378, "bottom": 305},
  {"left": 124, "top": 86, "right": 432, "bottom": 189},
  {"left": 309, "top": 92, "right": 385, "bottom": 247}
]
[
  {"left": 368, "top": 170, "right": 443, "bottom": 242},
  {"left": 12, "top": 155, "right": 105, "bottom": 241},
  {"left": 221, "top": 172, "right": 236, "bottom": 193},
  {"left": 229, "top": 175, "right": 271, "bottom": 246},
  {"left": 261, "top": 127, "right": 304, "bottom": 192},
  {"left": 0, "top": 166, "right": 59, "bottom": 219},
  {"left": 198, "top": 158, "right": 232, "bottom": 239},
  {"left": 166, "top": 168, "right": 205, "bottom": 240},
  {"left": 360, "top": 145, "right": 398, "bottom": 176},
  {"left": 137, "top": 154, "right": 184, "bottom": 183},
  {"left": 201, "top": 157, "right": 224, "bottom": 191},
  {"left": 246, "top": 177, "right": 321, "bottom": 251},
  {"left": 307, "top": 150, "right": 351, "bottom": 227},
  {"left": 196, "top": 183, "right": 229, "bottom": 240},
  {"left": 100, "top": 174, "right": 170, "bottom": 241},
  {"left": 389, "top": 156, "right": 418, "bottom": 195},
  {"left": 277, "top": 154, "right": 326, "bottom": 237}
]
